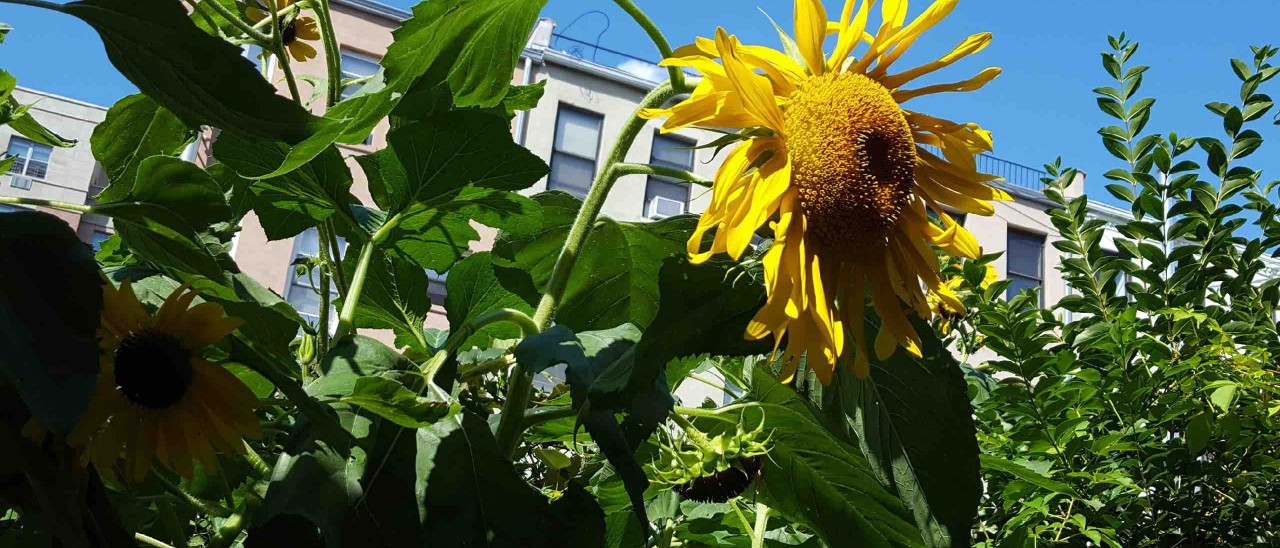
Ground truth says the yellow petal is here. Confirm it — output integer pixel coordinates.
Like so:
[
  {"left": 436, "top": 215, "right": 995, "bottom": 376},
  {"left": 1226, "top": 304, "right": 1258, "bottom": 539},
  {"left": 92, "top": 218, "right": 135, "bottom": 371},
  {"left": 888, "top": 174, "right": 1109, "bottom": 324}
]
[
  {"left": 882, "top": 32, "right": 992, "bottom": 88},
  {"left": 175, "top": 302, "right": 242, "bottom": 349},
  {"left": 793, "top": 0, "right": 828, "bottom": 76},
  {"left": 872, "top": 0, "right": 960, "bottom": 75},
  {"left": 715, "top": 29, "right": 786, "bottom": 132},
  {"left": 894, "top": 67, "right": 1001, "bottom": 102},
  {"left": 829, "top": 0, "right": 873, "bottom": 71},
  {"left": 289, "top": 41, "right": 318, "bottom": 63}
]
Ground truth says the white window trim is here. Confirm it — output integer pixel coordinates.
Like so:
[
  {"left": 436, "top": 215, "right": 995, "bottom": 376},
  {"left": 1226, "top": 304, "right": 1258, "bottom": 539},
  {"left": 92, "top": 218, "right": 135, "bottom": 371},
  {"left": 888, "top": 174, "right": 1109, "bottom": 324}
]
[{"left": 7, "top": 136, "right": 51, "bottom": 182}]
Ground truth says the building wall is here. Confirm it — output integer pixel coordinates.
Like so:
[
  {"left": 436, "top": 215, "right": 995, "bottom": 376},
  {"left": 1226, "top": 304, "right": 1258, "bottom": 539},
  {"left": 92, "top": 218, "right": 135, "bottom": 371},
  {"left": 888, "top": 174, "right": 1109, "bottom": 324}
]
[{"left": 0, "top": 87, "right": 109, "bottom": 241}]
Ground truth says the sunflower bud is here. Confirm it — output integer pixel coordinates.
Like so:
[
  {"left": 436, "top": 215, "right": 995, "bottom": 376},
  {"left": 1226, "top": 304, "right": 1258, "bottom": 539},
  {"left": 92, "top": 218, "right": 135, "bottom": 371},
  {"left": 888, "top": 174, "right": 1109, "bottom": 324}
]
[
  {"left": 296, "top": 332, "right": 316, "bottom": 365},
  {"left": 650, "top": 414, "right": 771, "bottom": 502}
]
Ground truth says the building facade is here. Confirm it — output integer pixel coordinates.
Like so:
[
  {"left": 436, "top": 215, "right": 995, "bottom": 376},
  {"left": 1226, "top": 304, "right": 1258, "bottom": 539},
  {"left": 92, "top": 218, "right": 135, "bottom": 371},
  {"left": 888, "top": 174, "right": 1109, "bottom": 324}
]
[{"left": 1, "top": 87, "right": 112, "bottom": 246}]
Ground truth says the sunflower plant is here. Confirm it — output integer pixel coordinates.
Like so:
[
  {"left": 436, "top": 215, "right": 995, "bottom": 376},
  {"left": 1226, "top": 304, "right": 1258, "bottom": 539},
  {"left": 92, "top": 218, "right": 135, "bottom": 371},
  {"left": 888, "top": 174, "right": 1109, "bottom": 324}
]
[{"left": 2, "top": 0, "right": 1266, "bottom": 546}]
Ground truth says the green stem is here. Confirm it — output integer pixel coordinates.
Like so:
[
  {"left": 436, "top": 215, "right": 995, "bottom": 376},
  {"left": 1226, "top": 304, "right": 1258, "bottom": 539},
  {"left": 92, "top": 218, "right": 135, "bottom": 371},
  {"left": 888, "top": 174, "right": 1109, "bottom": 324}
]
[
  {"left": 135, "top": 533, "right": 177, "bottom": 548},
  {"left": 313, "top": 0, "right": 344, "bottom": 107},
  {"left": 674, "top": 404, "right": 746, "bottom": 423},
  {"left": 242, "top": 441, "right": 273, "bottom": 478},
  {"left": 523, "top": 405, "right": 578, "bottom": 428},
  {"left": 317, "top": 230, "right": 333, "bottom": 356},
  {"left": 612, "top": 0, "right": 687, "bottom": 92},
  {"left": 459, "top": 354, "right": 516, "bottom": 382},
  {"left": 333, "top": 212, "right": 403, "bottom": 340},
  {"left": 730, "top": 499, "right": 754, "bottom": 535},
  {"left": 267, "top": 5, "right": 304, "bottom": 103},
  {"left": 751, "top": 502, "right": 771, "bottom": 548},
  {"left": 249, "top": 2, "right": 300, "bottom": 32},
  {"left": 322, "top": 220, "right": 348, "bottom": 294},
  {"left": 612, "top": 162, "right": 712, "bottom": 187},
  {"left": 0, "top": 195, "right": 92, "bottom": 213},
  {"left": 195, "top": 0, "right": 273, "bottom": 45},
  {"left": 182, "top": 0, "right": 227, "bottom": 38},
  {"left": 155, "top": 474, "right": 232, "bottom": 518},
  {"left": 493, "top": 83, "right": 677, "bottom": 460}
]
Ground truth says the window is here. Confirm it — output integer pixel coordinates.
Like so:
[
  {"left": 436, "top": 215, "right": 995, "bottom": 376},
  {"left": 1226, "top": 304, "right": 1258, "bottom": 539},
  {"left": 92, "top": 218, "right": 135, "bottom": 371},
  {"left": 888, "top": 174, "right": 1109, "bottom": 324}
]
[
  {"left": 284, "top": 228, "right": 348, "bottom": 328},
  {"left": 548, "top": 106, "right": 603, "bottom": 198},
  {"left": 91, "top": 231, "right": 112, "bottom": 251},
  {"left": 242, "top": 44, "right": 274, "bottom": 79},
  {"left": 645, "top": 134, "right": 694, "bottom": 219},
  {"left": 8, "top": 136, "right": 51, "bottom": 187},
  {"left": 1006, "top": 229, "right": 1044, "bottom": 304},
  {"left": 341, "top": 51, "right": 380, "bottom": 145}
]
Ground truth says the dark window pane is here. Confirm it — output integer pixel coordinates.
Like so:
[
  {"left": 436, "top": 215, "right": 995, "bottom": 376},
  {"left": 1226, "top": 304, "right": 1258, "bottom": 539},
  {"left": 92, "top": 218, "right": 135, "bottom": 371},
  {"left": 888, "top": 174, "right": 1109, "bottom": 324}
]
[
  {"left": 549, "top": 152, "right": 595, "bottom": 198},
  {"left": 1006, "top": 274, "right": 1042, "bottom": 304},
  {"left": 8, "top": 157, "right": 25, "bottom": 174},
  {"left": 1007, "top": 229, "right": 1044, "bottom": 278},
  {"left": 651, "top": 135, "right": 693, "bottom": 168},
  {"left": 25, "top": 160, "right": 47, "bottom": 179}
]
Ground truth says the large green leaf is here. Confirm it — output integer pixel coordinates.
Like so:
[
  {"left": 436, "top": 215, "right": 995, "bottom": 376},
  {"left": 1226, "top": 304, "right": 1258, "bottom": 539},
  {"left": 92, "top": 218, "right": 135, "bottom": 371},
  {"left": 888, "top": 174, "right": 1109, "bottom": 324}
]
[
  {"left": 444, "top": 252, "right": 536, "bottom": 350},
  {"left": 99, "top": 156, "right": 230, "bottom": 229},
  {"left": 235, "top": 0, "right": 546, "bottom": 178},
  {"left": 57, "top": 0, "right": 327, "bottom": 143},
  {"left": 387, "top": 186, "right": 541, "bottom": 272},
  {"left": 100, "top": 203, "right": 223, "bottom": 279},
  {"left": 494, "top": 192, "right": 695, "bottom": 332},
  {"left": 740, "top": 373, "right": 925, "bottom": 547},
  {"left": 91, "top": 93, "right": 190, "bottom": 202},
  {"left": 587, "top": 256, "right": 770, "bottom": 410},
  {"left": 214, "top": 134, "right": 354, "bottom": 241},
  {"left": 820, "top": 316, "right": 981, "bottom": 548},
  {"left": 0, "top": 212, "right": 102, "bottom": 434},
  {"left": 383, "top": 111, "right": 548, "bottom": 213},
  {"left": 335, "top": 245, "right": 433, "bottom": 349}
]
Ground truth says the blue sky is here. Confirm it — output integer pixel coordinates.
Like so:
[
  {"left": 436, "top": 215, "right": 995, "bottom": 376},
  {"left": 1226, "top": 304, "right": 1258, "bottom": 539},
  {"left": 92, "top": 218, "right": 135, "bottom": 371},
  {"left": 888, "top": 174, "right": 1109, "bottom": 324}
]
[{"left": 3, "top": 0, "right": 1280, "bottom": 214}]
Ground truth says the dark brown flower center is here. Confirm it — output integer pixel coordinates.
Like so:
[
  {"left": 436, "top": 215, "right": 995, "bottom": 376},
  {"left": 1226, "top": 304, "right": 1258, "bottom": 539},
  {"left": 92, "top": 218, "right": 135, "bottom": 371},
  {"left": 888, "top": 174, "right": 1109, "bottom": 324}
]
[
  {"left": 783, "top": 72, "right": 916, "bottom": 251},
  {"left": 281, "top": 20, "right": 297, "bottom": 46},
  {"left": 115, "top": 329, "right": 192, "bottom": 409}
]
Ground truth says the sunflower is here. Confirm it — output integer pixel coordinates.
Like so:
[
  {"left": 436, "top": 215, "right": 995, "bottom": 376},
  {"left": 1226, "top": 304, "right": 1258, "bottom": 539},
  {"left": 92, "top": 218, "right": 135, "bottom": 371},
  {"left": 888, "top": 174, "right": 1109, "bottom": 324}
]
[
  {"left": 247, "top": 0, "right": 320, "bottom": 63},
  {"left": 70, "top": 280, "right": 261, "bottom": 482},
  {"left": 641, "top": 0, "right": 1009, "bottom": 383},
  {"left": 931, "top": 263, "right": 998, "bottom": 334}
]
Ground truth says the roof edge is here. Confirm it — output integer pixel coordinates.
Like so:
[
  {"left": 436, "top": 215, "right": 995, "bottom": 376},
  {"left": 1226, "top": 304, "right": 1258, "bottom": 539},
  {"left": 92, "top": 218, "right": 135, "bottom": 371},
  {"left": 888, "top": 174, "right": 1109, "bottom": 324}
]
[{"left": 330, "top": 0, "right": 410, "bottom": 21}]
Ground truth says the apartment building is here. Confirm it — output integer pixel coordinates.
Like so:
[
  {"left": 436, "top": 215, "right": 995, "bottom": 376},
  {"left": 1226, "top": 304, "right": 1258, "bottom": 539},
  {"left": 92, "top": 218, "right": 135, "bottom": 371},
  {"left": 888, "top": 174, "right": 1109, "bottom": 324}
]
[{"left": 0, "top": 87, "right": 112, "bottom": 246}]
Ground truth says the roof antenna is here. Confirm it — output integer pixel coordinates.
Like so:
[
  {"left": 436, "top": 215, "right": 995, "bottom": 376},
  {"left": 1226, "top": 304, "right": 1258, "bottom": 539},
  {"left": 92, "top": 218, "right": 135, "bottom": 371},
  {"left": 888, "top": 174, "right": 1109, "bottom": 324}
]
[{"left": 553, "top": 10, "right": 611, "bottom": 63}]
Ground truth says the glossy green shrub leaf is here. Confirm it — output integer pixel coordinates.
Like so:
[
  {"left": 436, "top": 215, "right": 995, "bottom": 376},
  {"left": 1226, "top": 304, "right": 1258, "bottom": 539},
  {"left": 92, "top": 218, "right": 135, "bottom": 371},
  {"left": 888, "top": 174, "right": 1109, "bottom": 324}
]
[
  {"left": 91, "top": 94, "right": 190, "bottom": 201},
  {"left": 821, "top": 315, "right": 980, "bottom": 548},
  {"left": 0, "top": 212, "right": 102, "bottom": 434},
  {"left": 57, "top": 0, "right": 327, "bottom": 143}
]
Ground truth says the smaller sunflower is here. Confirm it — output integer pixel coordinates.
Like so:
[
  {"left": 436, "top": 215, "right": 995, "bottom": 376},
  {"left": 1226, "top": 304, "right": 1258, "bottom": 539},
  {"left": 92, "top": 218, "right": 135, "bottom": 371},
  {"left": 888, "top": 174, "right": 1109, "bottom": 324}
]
[
  {"left": 930, "top": 263, "right": 998, "bottom": 334},
  {"left": 70, "top": 280, "right": 261, "bottom": 482},
  {"left": 247, "top": 0, "right": 320, "bottom": 63}
]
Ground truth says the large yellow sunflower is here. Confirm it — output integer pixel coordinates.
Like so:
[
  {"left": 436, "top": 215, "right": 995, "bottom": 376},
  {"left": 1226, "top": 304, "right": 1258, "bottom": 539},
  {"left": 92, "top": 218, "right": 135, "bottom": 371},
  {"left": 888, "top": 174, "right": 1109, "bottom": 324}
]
[
  {"left": 642, "top": 0, "right": 1009, "bottom": 383},
  {"left": 70, "top": 281, "right": 261, "bottom": 482},
  {"left": 247, "top": 0, "right": 321, "bottom": 63}
]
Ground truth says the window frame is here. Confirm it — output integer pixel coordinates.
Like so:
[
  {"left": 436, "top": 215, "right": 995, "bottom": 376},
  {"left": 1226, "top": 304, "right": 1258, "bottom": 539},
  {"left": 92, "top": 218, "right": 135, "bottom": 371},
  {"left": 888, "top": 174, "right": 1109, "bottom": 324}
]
[
  {"left": 547, "top": 103, "right": 605, "bottom": 198},
  {"left": 7, "top": 136, "right": 52, "bottom": 184},
  {"left": 1006, "top": 228, "right": 1045, "bottom": 305},
  {"left": 339, "top": 49, "right": 382, "bottom": 146},
  {"left": 644, "top": 131, "right": 696, "bottom": 219}
]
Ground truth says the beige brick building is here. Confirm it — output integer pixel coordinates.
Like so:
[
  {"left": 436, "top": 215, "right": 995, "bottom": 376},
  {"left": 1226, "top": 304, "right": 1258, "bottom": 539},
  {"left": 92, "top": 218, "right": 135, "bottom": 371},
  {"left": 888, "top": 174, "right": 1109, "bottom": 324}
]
[{"left": 0, "top": 87, "right": 112, "bottom": 246}]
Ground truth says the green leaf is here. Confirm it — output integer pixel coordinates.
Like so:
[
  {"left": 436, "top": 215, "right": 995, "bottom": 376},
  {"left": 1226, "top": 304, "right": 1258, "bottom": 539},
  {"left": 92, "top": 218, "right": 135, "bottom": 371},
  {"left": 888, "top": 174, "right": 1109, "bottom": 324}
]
[
  {"left": 5, "top": 103, "right": 76, "bottom": 148},
  {"left": 979, "top": 454, "right": 1081, "bottom": 499},
  {"left": 384, "top": 111, "right": 548, "bottom": 213},
  {"left": 100, "top": 203, "right": 223, "bottom": 278},
  {"left": 736, "top": 376, "right": 924, "bottom": 547},
  {"left": 820, "top": 316, "right": 980, "bottom": 548},
  {"left": 91, "top": 94, "right": 190, "bottom": 201},
  {"left": 337, "top": 245, "right": 434, "bottom": 350},
  {"left": 444, "top": 252, "right": 536, "bottom": 350},
  {"left": 501, "top": 80, "right": 547, "bottom": 117},
  {"left": 589, "top": 256, "right": 769, "bottom": 410},
  {"left": 514, "top": 325, "right": 587, "bottom": 375},
  {"left": 214, "top": 134, "right": 354, "bottom": 240},
  {"left": 338, "top": 376, "right": 453, "bottom": 428},
  {"left": 57, "top": 0, "right": 327, "bottom": 143},
  {"left": 0, "top": 212, "right": 102, "bottom": 434},
  {"left": 1186, "top": 412, "right": 1211, "bottom": 455},
  {"left": 494, "top": 192, "right": 694, "bottom": 332},
  {"left": 1207, "top": 381, "right": 1238, "bottom": 412},
  {"left": 549, "top": 482, "right": 607, "bottom": 548},
  {"left": 387, "top": 186, "right": 541, "bottom": 272},
  {"left": 100, "top": 156, "right": 230, "bottom": 229}
]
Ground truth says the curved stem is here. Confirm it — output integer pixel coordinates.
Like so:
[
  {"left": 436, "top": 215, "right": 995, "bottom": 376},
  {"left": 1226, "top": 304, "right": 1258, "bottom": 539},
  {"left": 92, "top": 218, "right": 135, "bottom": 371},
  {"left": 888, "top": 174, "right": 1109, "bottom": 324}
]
[
  {"left": 155, "top": 474, "right": 232, "bottom": 518},
  {"left": 459, "top": 354, "right": 516, "bottom": 382},
  {"left": 612, "top": 0, "right": 687, "bottom": 92},
  {"left": 0, "top": 0, "right": 64, "bottom": 10},
  {"left": 135, "top": 533, "right": 177, "bottom": 548},
  {"left": 751, "top": 502, "right": 771, "bottom": 548},
  {"left": 196, "top": 0, "right": 273, "bottom": 45},
  {"left": 333, "top": 212, "right": 403, "bottom": 340},
  {"left": 267, "top": 5, "right": 303, "bottom": 103},
  {"left": 612, "top": 162, "right": 712, "bottom": 187},
  {"left": 0, "top": 195, "right": 92, "bottom": 213},
  {"left": 241, "top": 441, "right": 273, "bottom": 478},
  {"left": 522, "top": 405, "right": 578, "bottom": 428},
  {"left": 312, "top": 0, "right": 344, "bottom": 107},
  {"left": 495, "top": 83, "right": 677, "bottom": 460}
]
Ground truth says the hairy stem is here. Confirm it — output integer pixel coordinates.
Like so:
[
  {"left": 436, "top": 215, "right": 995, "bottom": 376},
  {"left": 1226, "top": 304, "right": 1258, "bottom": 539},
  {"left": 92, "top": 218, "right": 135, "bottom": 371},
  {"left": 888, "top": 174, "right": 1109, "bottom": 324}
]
[
  {"left": 268, "top": 5, "right": 303, "bottom": 103},
  {"left": 522, "top": 405, "right": 578, "bottom": 428},
  {"left": 333, "top": 212, "right": 403, "bottom": 340},
  {"left": 752, "top": 502, "right": 771, "bottom": 548},
  {"left": 612, "top": 162, "right": 712, "bottom": 186},
  {"left": 0, "top": 195, "right": 93, "bottom": 213},
  {"left": 312, "top": 0, "right": 344, "bottom": 107},
  {"left": 195, "top": 0, "right": 273, "bottom": 45},
  {"left": 155, "top": 474, "right": 232, "bottom": 518},
  {"left": 612, "top": 0, "right": 686, "bottom": 92},
  {"left": 135, "top": 533, "right": 177, "bottom": 548}
]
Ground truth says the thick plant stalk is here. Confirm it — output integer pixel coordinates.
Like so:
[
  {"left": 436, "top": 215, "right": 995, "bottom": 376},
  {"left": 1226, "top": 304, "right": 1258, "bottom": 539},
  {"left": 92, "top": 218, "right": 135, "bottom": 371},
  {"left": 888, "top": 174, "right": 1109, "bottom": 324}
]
[
  {"left": 612, "top": 0, "right": 687, "bottom": 92},
  {"left": 492, "top": 82, "right": 678, "bottom": 459}
]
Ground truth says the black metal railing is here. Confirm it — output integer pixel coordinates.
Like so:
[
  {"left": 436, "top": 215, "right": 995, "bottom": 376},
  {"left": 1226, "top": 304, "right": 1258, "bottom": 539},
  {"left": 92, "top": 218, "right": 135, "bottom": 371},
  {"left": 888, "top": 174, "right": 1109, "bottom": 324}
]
[{"left": 920, "top": 144, "right": 1047, "bottom": 192}]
